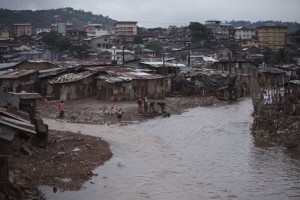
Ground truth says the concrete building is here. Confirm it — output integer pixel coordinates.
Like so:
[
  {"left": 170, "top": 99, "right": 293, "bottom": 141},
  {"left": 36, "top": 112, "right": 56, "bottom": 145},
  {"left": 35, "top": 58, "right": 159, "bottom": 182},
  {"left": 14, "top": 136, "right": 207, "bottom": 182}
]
[
  {"left": 257, "top": 26, "right": 287, "bottom": 49},
  {"left": 0, "top": 31, "right": 10, "bottom": 39},
  {"left": 83, "top": 35, "right": 112, "bottom": 50},
  {"left": 115, "top": 21, "right": 137, "bottom": 43},
  {"left": 205, "top": 20, "right": 233, "bottom": 40},
  {"left": 51, "top": 22, "right": 73, "bottom": 34},
  {"left": 14, "top": 23, "right": 32, "bottom": 37},
  {"left": 85, "top": 24, "right": 108, "bottom": 37},
  {"left": 235, "top": 27, "right": 256, "bottom": 40},
  {"left": 35, "top": 28, "right": 51, "bottom": 35}
]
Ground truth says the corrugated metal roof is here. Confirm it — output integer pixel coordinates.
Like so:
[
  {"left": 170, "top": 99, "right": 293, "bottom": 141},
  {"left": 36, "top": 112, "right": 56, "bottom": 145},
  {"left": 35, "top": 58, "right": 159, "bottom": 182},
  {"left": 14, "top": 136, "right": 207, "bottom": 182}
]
[
  {"left": 17, "top": 50, "right": 42, "bottom": 55},
  {"left": 258, "top": 66, "right": 286, "bottom": 74},
  {"left": 48, "top": 71, "right": 97, "bottom": 84},
  {"left": 97, "top": 76, "right": 125, "bottom": 83},
  {"left": 0, "top": 106, "right": 31, "bottom": 123},
  {"left": 119, "top": 71, "right": 164, "bottom": 80},
  {"left": 0, "top": 63, "right": 19, "bottom": 71},
  {"left": 0, "top": 69, "right": 36, "bottom": 79},
  {"left": 38, "top": 67, "right": 68, "bottom": 78},
  {"left": 8, "top": 92, "right": 42, "bottom": 100},
  {"left": 140, "top": 62, "right": 184, "bottom": 68},
  {"left": 96, "top": 71, "right": 164, "bottom": 82},
  {"left": 0, "top": 116, "right": 36, "bottom": 134},
  {"left": 289, "top": 80, "right": 300, "bottom": 85}
]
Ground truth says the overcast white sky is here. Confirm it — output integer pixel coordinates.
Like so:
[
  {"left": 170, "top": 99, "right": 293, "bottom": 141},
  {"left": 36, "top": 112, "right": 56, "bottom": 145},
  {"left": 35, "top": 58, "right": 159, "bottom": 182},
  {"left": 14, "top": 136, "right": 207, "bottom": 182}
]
[{"left": 0, "top": 0, "right": 299, "bottom": 27}]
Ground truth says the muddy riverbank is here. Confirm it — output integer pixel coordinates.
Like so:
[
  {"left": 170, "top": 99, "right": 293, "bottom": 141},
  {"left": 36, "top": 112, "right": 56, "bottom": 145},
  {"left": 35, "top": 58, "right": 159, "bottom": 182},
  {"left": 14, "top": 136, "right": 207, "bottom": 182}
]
[
  {"left": 36, "top": 96, "right": 228, "bottom": 125},
  {"left": 252, "top": 111, "right": 300, "bottom": 151},
  {"left": 8, "top": 130, "right": 112, "bottom": 199}
]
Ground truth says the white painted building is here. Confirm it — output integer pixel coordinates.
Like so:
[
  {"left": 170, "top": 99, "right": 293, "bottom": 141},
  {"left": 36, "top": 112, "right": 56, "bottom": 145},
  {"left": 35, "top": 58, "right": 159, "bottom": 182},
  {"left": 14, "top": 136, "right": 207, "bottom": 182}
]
[
  {"left": 35, "top": 28, "right": 51, "bottom": 35},
  {"left": 235, "top": 27, "right": 256, "bottom": 40},
  {"left": 85, "top": 24, "right": 108, "bottom": 37}
]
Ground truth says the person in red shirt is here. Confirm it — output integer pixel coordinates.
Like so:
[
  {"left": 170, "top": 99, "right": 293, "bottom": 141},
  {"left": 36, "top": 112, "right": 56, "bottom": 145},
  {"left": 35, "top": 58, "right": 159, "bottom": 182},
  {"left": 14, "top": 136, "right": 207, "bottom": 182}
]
[{"left": 58, "top": 100, "right": 65, "bottom": 119}]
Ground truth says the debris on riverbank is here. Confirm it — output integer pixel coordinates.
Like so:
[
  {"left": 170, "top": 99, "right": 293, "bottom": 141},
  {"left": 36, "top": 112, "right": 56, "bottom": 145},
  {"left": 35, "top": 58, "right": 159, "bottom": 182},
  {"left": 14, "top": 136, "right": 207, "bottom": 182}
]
[
  {"left": 36, "top": 96, "right": 228, "bottom": 125},
  {"left": 252, "top": 111, "right": 300, "bottom": 151},
  {"left": 8, "top": 130, "right": 112, "bottom": 199}
]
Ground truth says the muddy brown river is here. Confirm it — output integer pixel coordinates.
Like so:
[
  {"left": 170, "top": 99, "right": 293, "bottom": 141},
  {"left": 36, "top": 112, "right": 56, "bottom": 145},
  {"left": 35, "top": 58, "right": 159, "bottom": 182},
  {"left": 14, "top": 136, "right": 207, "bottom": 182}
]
[{"left": 40, "top": 98, "right": 300, "bottom": 200}]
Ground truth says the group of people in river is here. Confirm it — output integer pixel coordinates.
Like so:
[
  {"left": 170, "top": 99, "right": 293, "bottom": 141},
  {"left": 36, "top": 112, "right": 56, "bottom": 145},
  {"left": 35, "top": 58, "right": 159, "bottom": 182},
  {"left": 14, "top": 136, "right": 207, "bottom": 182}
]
[
  {"left": 136, "top": 97, "right": 170, "bottom": 118},
  {"left": 57, "top": 97, "right": 171, "bottom": 124}
]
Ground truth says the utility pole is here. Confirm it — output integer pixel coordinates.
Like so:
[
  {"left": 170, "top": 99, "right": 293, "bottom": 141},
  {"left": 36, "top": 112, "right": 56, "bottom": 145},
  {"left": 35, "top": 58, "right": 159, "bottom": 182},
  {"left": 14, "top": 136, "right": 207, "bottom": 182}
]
[
  {"left": 162, "top": 51, "right": 165, "bottom": 75},
  {"left": 187, "top": 43, "right": 191, "bottom": 67},
  {"left": 163, "top": 51, "right": 165, "bottom": 67},
  {"left": 122, "top": 45, "right": 125, "bottom": 66}
]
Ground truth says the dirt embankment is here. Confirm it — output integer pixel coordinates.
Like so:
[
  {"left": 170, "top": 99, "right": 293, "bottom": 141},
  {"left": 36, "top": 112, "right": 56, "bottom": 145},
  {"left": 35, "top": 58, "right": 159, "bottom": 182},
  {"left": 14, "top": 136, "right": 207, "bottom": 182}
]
[
  {"left": 252, "top": 112, "right": 300, "bottom": 151},
  {"left": 8, "top": 130, "right": 112, "bottom": 199},
  {"left": 36, "top": 96, "right": 228, "bottom": 125}
]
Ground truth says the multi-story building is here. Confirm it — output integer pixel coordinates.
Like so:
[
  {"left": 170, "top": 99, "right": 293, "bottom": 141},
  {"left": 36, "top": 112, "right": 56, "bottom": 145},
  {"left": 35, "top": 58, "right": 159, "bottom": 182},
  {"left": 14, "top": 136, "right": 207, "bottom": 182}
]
[
  {"left": 115, "top": 21, "right": 137, "bottom": 43},
  {"left": 51, "top": 22, "right": 73, "bottom": 34},
  {"left": 85, "top": 24, "right": 108, "bottom": 37},
  {"left": 0, "top": 30, "right": 9, "bottom": 38},
  {"left": 235, "top": 27, "right": 256, "bottom": 40},
  {"left": 35, "top": 28, "right": 51, "bottom": 35},
  {"left": 83, "top": 35, "right": 112, "bottom": 50},
  {"left": 257, "top": 26, "right": 287, "bottom": 49},
  {"left": 14, "top": 23, "right": 32, "bottom": 37},
  {"left": 205, "top": 20, "right": 234, "bottom": 40}
]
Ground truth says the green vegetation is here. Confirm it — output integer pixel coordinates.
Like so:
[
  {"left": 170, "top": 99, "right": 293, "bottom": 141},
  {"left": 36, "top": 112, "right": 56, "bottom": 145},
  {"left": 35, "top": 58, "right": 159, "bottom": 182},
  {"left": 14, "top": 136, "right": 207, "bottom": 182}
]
[
  {"left": 0, "top": 7, "right": 116, "bottom": 31},
  {"left": 188, "top": 22, "right": 214, "bottom": 43},
  {"left": 262, "top": 47, "right": 294, "bottom": 64},
  {"left": 42, "top": 31, "right": 88, "bottom": 59},
  {"left": 42, "top": 31, "right": 71, "bottom": 52},
  {"left": 145, "top": 40, "right": 164, "bottom": 56}
]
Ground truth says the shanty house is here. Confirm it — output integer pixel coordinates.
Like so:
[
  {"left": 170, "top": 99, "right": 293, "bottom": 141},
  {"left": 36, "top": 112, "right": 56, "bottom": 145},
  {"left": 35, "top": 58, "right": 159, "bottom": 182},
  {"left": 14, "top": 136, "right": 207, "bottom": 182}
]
[
  {"left": 96, "top": 70, "right": 167, "bottom": 101},
  {"left": 13, "top": 60, "right": 60, "bottom": 71},
  {"left": 211, "top": 61, "right": 258, "bottom": 77},
  {"left": 0, "top": 69, "right": 39, "bottom": 93},
  {"left": 0, "top": 103, "right": 36, "bottom": 195},
  {"left": 46, "top": 71, "right": 98, "bottom": 100},
  {"left": 139, "top": 62, "right": 181, "bottom": 76},
  {"left": 251, "top": 65, "right": 288, "bottom": 114}
]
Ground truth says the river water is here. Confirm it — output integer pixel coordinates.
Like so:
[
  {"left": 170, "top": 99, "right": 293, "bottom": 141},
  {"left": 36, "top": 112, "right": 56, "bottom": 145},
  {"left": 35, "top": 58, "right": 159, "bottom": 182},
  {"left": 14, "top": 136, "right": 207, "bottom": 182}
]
[{"left": 40, "top": 98, "right": 300, "bottom": 200}]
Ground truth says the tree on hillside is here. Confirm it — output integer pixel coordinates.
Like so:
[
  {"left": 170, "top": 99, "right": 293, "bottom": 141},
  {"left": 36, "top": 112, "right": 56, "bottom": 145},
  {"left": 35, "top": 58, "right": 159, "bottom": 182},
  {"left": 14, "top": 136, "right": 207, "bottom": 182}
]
[
  {"left": 262, "top": 47, "right": 294, "bottom": 64},
  {"left": 276, "top": 48, "right": 293, "bottom": 64},
  {"left": 42, "top": 31, "right": 72, "bottom": 52},
  {"left": 145, "top": 40, "right": 164, "bottom": 56},
  {"left": 42, "top": 31, "right": 72, "bottom": 60},
  {"left": 262, "top": 47, "right": 277, "bottom": 64},
  {"left": 188, "top": 22, "right": 214, "bottom": 43}
]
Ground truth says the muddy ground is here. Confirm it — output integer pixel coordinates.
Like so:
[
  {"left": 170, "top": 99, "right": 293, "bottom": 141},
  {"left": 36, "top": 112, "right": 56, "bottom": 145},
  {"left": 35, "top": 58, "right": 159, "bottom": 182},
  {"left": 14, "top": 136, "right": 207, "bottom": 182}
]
[
  {"left": 36, "top": 96, "right": 228, "bottom": 125},
  {"left": 252, "top": 111, "right": 300, "bottom": 151},
  {"left": 7, "top": 96, "right": 227, "bottom": 200},
  {"left": 8, "top": 130, "right": 112, "bottom": 200}
]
